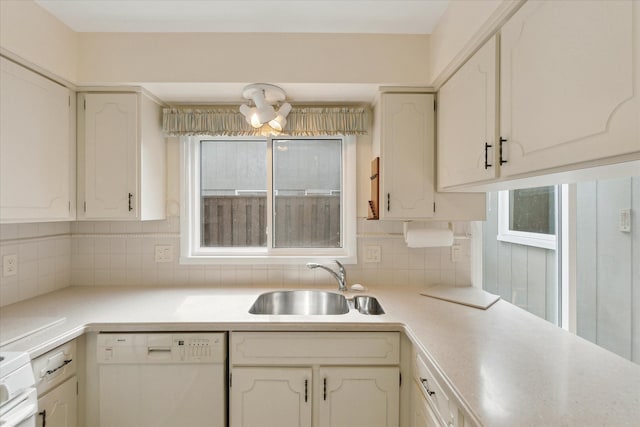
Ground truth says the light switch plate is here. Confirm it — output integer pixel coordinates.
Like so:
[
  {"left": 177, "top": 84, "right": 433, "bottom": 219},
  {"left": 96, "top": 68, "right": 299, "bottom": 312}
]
[{"left": 619, "top": 208, "right": 631, "bottom": 232}]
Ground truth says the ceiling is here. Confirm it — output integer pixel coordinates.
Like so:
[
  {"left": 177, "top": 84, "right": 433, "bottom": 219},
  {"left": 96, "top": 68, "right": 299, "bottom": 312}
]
[
  {"left": 34, "top": 0, "right": 449, "bottom": 104},
  {"left": 34, "top": 0, "right": 449, "bottom": 34}
]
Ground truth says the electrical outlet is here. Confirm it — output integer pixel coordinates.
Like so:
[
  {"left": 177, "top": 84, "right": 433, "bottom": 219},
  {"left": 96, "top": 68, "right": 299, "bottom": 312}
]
[
  {"left": 155, "top": 245, "right": 174, "bottom": 263},
  {"left": 3, "top": 254, "right": 18, "bottom": 277},
  {"left": 364, "top": 245, "right": 381, "bottom": 263}
]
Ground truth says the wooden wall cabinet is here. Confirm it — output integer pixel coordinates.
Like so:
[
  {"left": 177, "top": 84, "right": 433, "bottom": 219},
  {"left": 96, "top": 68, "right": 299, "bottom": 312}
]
[
  {"left": 374, "top": 91, "right": 486, "bottom": 221},
  {"left": 0, "top": 57, "right": 75, "bottom": 223},
  {"left": 438, "top": 36, "right": 498, "bottom": 190},
  {"left": 499, "top": 0, "right": 639, "bottom": 178},
  {"left": 77, "top": 91, "right": 166, "bottom": 221},
  {"left": 437, "top": 1, "right": 639, "bottom": 190}
]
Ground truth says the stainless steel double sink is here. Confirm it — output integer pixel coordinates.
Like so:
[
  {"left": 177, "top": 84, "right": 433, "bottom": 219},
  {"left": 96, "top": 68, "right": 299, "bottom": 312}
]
[{"left": 248, "top": 290, "right": 385, "bottom": 315}]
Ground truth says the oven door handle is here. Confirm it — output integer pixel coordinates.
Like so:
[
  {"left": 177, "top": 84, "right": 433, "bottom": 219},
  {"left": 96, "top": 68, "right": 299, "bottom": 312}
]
[{"left": 0, "top": 401, "right": 37, "bottom": 427}]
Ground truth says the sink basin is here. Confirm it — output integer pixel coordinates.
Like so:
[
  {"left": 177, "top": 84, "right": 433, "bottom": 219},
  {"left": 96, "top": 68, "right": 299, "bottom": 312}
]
[
  {"left": 351, "top": 296, "right": 385, "bottom": 315},
  {"left": 249, "top": 290, "right": 350, "bottom": 315}
]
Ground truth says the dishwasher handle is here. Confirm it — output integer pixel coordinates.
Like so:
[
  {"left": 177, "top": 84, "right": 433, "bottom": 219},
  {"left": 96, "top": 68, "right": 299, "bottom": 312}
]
[{"left": 147, "top": 346, "right": 172, "bottom": 353}]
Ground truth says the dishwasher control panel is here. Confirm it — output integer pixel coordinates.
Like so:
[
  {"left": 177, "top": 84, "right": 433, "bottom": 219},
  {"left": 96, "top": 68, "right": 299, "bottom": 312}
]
[{"left": 97, "top": 333, "right": 226, "bottom": 364}]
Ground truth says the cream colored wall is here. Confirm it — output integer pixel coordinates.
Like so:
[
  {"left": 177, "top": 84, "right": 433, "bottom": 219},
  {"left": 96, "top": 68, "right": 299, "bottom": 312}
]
[
  {"left": 76, "top": 32, "right": 430, "bottom": 86},
  {"left": 0, "top": 0, "right": 78, "bottom": 83}
]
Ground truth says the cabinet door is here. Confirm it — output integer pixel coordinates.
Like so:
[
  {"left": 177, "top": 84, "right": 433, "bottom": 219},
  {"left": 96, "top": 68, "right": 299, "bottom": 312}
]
[
  {"left": 82, "top": 93, "right": 138, "bottom": 219},
  {"left": 230, "top": 367, "right": 312, "bottom": 427},
  {"left": 500, "top": 0, "right": 639, "bottom": 177},
  {"left": 380, "top": 93, "right": 435, "bottom": 220},
  {"left": 0, "top": 57, "right": 73, "bottom": 222},
  {"left": 318, "top": 366, "right": 399, "bottom": 427},
  {"left": 37, "top": 376, "right": 77, "bottom": 427},
  {"left": 438, "top": 36, "right": 498, "bottom": 189}
]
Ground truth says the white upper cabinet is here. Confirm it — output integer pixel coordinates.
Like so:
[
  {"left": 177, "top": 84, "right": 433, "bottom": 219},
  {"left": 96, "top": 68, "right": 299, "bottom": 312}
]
[
  {"left": 438, "top": 36, "right": 498, "bottom": 189},
  {"left": 0, "top": 57, "right": 75, "bottom": 223},
  {"left": 499, "top": 0, "right": 640, "bottom": 177},
  {"left": 373, "top": 91, "right": 486, "bottom": 221},
  {"left": 374, "top": 93, "right": 436, "bottom": 220},
  {"left": 77, "top": 92, "right": 166, "bottom": 221}
]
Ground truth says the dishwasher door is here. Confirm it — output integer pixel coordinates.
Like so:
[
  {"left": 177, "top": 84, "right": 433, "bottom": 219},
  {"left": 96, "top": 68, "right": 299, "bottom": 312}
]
[{"left": 96, "top": 333, "right": 225, "bottom": 427}]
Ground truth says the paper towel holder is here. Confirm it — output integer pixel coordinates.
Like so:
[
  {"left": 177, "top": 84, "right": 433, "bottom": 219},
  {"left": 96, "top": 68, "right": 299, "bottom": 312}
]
[{"left": 402, "top": 221, "right": 470, "bottom": 242}]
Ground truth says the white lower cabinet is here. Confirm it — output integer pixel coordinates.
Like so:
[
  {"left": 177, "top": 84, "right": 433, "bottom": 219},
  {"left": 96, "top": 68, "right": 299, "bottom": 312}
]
[
  {"left": 412, "top": 383, "right": 441, "bottom": 427},
  {"left": 37, "top": 376, "right": 78, "bottom": 427},
  {"left": 231, "top": 367, "right": 312, "bottom": 427},
  {"left": 318, "top": 366, "right": 399, "bottom": 427},
  {"left": 230, "top": 332, "right": 400, "bottom": 427},
  {"left": 32, "top": 340, "right": 77, "bottom": 427},
  {"left": 411, "top": 351, "right": 474, "bottom": 427}
]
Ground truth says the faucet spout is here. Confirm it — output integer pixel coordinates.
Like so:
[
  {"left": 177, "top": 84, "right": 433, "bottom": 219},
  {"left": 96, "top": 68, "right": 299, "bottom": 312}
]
[{"left": 306, "top": 260, "right": 347, "bottom": 292}]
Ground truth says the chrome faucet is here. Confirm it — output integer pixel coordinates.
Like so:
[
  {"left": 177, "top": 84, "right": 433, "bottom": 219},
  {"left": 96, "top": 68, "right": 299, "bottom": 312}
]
[{"left": 306, "top": 260, "right": 347, "bottom": 292}]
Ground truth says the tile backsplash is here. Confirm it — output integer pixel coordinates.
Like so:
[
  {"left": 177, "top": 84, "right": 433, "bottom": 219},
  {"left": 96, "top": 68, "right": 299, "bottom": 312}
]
[
  {"left": 0, "top": 222, "right": 72, "bottom": 306},
  {"left": 1, "top": 218, "right": 472, "bottom": 307}
]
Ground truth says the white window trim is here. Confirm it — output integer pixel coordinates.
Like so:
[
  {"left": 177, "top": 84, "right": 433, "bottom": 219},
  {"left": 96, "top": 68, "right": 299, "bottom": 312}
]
[
  {"left": 496, "top": 189, "right": 557, "bottom": 250},
  {"left": 179, "top": 135, "right": 357, "bottom": 265}
]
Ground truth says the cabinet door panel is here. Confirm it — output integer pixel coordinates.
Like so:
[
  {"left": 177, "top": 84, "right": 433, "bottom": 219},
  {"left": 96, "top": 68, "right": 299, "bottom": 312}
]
[
  {"left": 37, "top": 376, "right": 77, "bottom": 427},
  {"left": 83, "top": 93, "right": 137, "bottom": 218},
  {"left": 500, "top": 0, "right": 639, "bottom": 177},
  {"left": 438, "top": 36, "right": 497, "bottom": 188},
  {"left": 318, "top": 366, "right": 399, "bottom": 427},
  {"left": 0, "top": 57, "right": 72, "bottom": 222},
  {"left": 230, "top": 367, "right": 312, "bottom": 427},
  {"left": 380, "top": 93, "right": 435, "bottom": 219}
]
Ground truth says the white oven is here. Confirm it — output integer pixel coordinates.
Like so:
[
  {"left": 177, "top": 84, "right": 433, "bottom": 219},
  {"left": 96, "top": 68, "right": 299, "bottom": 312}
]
[{"left": 0, "top": 351, "right": 37, "bottom": 427}]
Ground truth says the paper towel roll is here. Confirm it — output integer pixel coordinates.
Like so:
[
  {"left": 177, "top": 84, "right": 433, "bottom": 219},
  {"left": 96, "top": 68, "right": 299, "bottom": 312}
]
[{"left": 404, "top": 225, "right": 454, "bottom": 248}]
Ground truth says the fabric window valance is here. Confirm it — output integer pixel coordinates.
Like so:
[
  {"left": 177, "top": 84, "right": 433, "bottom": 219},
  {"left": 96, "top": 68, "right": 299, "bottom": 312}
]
[{"left": 162, "top": 106, "right": 370, "bottom": 137}]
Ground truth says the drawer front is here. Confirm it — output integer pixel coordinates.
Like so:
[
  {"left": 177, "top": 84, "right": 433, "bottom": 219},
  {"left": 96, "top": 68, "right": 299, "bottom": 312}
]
[
  {"left": 33, "top": 340, "right": 76, "bottom": 395},
  {"left": 231, "top": 332, "right": 400, "bottom": 365},
  {"left": 415, "top": 353, "right": 456, "bottom": 426}
]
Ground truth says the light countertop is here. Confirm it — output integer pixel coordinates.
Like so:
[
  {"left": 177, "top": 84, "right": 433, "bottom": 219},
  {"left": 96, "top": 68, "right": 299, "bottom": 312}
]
[{"left": 1, "top": 285, "right": 639, "bottom": 426}]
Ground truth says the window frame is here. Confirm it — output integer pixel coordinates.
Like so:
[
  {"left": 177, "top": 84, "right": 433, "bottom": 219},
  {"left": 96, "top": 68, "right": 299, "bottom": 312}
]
[
  {"left": 496, "top": 187, "right": 558, "bottom": 250},
  {"left": 180, "top": 135, "right": 357, "bottom": 264}
]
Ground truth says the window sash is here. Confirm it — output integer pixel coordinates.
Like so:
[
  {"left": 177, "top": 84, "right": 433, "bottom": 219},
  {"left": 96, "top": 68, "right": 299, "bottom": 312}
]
[
  {"left": 497, "top": 188, "right": 558, "bottom": 250},
  {"left": 180, "top": 136, "right": 357, "bottom": 264}
]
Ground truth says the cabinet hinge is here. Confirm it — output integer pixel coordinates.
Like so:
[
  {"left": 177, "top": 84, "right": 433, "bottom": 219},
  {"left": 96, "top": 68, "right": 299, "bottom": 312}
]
[
  {"left": 433, "top": 202, "right": 436, "bottom": 213},
  {"left": 399, "top": 372, "right": 402, "bottom": 386},
  {"left": 68, "top": 95, "right": 71, "bottom": 107},
  {"left": 76, "top": 380, "right": 79, "bottom": 395},
  {"left": 68, "top": 201, "right": 71, "bottom": 212},
  {"left": 83, "top": 201, "right": 86, "bottom": 213},
  {"left": 83, "top": 99, "right": 86, "bottom": 110}
]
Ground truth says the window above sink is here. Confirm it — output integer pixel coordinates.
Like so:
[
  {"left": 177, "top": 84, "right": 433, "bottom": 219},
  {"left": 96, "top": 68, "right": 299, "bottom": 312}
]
[{"left": 180, "top": 135, "right": 357, "bottom": 264}]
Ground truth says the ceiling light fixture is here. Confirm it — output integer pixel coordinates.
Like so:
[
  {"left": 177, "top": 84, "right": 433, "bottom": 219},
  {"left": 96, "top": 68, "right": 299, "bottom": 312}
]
[{"left": 239, "top": 83, "right": 291, "bottom": 130}]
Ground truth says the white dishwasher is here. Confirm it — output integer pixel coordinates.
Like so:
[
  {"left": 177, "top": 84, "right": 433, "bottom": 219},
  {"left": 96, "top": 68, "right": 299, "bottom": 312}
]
[{"left": 96, "top": 333, "right": 226, "bottom": 427}]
